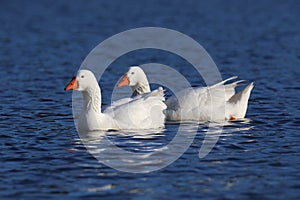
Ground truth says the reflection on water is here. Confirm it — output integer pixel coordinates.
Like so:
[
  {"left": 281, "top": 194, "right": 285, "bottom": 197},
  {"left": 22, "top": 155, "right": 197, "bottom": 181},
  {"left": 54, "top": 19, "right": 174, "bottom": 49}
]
[
  {"left": 78, "top": 123, "right": 199, "bottom": 173},
  {"left": 76, "top": 120, "right": 253, "bottom": 173}
]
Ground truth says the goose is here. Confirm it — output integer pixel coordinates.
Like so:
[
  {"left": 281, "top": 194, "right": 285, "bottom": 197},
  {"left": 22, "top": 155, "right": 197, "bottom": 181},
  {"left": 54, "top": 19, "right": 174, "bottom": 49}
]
[
  {"left": 64, "top": 69, "right": 166, "bottom": 131},
  {"left": 117, "top": 66, "right": 254, "bottom": 121}
]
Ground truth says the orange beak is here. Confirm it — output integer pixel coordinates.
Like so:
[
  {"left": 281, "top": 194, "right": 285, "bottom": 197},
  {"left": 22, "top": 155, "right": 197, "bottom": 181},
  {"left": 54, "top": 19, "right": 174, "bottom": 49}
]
[
  {"left": 117, "top": 74, "right": 130, "bottom": 87},
  {"left": 64, "top": 76, "right": 79, "bottom": 91}
]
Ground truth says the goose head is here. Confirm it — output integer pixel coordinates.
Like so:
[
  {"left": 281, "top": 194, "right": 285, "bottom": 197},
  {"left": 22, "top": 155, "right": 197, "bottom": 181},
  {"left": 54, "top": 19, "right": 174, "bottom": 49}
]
[
  {"left": 64, "top": 70, "right": 98, "bottom": 92},
  {"left": 117, "top": 66, "right": 150, "bottom": 95}
]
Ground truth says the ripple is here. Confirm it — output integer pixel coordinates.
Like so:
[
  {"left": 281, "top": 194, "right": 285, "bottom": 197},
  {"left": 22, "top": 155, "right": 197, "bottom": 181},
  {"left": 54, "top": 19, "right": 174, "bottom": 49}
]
[{"left": 1, "top": 0, "right": 300, "bottom": 199}]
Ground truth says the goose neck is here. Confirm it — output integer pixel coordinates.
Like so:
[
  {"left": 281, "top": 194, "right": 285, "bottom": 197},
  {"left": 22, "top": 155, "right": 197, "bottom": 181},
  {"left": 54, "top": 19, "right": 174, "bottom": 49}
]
[
  {"left": 132, "top": 82, "right": 150, "bottom": 96},
  {"left": 82, "top": 87, "right": 101, "bottom": 113}
]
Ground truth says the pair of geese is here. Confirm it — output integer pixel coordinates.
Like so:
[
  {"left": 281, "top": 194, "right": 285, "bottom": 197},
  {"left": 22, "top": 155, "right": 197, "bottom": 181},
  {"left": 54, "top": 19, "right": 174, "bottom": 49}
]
[{"left": 65, "top": 66, "right": 254, "bottom": 131}]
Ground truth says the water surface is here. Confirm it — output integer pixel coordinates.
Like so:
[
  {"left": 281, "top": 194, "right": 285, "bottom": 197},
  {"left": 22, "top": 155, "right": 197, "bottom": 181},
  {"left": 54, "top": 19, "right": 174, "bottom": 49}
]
[{"left": 0, "top": 0, "right": 299, "bottom": 199}]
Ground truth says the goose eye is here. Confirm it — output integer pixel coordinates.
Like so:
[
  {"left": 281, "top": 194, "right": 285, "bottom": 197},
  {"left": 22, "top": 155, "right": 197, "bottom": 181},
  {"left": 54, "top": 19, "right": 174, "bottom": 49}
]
[
  {"left": 131, "top": 72, "right": 134, "bottom": 75},
  {"left": 81, "top": 75, "right": 84, "bottom": 78}
]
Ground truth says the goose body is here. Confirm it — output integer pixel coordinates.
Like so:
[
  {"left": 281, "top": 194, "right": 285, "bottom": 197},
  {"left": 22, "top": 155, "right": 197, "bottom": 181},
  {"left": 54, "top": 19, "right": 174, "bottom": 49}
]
[
  {"left": 165, "top": 77, "right": 254, "bottom": 121},
  {"left": 65, "top": 70, "right": 166, "bottom": 131}
]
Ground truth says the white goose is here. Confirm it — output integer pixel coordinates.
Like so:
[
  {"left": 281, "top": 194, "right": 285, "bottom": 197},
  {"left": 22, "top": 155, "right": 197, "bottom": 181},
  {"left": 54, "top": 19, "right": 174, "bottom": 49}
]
[
  {"left": 118, "top": 66, "right": 254, "bottom": 121},
  {"left": 65, "top": 70, "right": 166, "bottom": 131}
]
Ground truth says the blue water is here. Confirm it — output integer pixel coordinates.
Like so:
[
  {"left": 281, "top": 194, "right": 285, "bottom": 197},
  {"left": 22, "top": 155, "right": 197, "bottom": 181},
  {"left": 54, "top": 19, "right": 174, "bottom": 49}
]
[{"left": 1, "top": 0, "right": 300, "bottom": 199}]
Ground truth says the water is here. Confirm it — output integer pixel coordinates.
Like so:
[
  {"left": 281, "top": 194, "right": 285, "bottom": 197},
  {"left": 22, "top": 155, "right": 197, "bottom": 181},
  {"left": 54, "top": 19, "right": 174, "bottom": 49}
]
[{"left": 1, "top": 0, "right": 300, "bottom": 199}]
